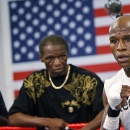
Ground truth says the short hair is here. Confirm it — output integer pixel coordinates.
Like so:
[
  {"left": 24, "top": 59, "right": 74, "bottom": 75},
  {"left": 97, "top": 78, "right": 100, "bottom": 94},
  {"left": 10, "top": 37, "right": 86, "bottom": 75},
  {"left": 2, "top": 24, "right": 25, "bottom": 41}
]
[{"left": 39, "top": 34, "right": 69, "bottom": 55}]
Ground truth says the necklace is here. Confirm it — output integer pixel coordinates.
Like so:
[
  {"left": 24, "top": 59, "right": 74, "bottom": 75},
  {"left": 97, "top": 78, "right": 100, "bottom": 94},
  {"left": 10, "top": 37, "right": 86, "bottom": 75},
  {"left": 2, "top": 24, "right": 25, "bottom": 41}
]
[{"left": 49, "top": 65, "right": 70, "bottom": 89}]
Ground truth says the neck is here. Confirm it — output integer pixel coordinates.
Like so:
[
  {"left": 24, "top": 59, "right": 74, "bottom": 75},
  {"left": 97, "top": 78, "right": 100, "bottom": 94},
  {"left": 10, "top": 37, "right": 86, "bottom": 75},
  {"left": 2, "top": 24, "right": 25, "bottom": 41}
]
[
  {"left": 124, "top": 68, "right": 130, "bottom": 77},
  {"left": 48, "top": 65, "right": 70, "bottom": 89}
]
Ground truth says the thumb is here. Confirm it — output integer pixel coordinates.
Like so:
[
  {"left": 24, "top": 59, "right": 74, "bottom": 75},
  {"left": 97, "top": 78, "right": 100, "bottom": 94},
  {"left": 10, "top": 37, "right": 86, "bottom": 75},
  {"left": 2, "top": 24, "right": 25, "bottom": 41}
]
[{"left": 121, "top": 97, "right": 127, "bottom": 106}]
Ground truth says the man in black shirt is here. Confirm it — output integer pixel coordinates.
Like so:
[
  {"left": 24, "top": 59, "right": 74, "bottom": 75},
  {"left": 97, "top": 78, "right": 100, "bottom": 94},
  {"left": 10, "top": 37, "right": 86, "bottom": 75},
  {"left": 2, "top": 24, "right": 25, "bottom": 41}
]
[{"left": 9, "top": 34, "right": 104, "bottom": 130}]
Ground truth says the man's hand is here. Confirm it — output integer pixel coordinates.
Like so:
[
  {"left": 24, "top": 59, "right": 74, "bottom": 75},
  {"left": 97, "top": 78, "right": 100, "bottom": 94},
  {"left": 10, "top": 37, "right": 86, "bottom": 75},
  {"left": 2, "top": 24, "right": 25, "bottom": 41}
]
[
  {"left": 120, "top": 85, "right": 130, "bottom": 98},
  {"left": 108, "top": 83, "right": 130, "bottom": 110},
  {"left": 116, "top": 85, "right": 130, "bottom": 110},
  {"left": 46, "top": 118, "right": 67, "bottom": 130}
]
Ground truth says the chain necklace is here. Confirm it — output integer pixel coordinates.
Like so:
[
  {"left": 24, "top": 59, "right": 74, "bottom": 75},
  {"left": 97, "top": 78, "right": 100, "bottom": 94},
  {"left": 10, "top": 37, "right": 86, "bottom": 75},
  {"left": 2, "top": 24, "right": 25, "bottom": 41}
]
[{"left": 49, "top": 65, "right": 70, "bottom": 89}]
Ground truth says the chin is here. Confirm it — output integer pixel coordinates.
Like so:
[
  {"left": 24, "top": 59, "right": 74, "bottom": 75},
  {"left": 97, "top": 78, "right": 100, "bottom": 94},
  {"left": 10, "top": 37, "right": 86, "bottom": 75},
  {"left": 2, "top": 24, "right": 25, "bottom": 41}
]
[
  {"left": 52, "top": 72, "right": 63, "bottom": 77},
  {"left": 120, "top": 64, "right": 130, "bottom": 69}
]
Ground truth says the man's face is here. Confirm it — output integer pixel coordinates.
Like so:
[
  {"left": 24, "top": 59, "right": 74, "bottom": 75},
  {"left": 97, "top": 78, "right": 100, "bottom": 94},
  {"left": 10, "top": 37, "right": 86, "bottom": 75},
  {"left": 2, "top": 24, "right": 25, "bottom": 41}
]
[
  {"left": 40, "top": 44, "right": 68, "bottom": 77},
  {"left": 109, "top": 17, "right": 130, "bottom": 69}
]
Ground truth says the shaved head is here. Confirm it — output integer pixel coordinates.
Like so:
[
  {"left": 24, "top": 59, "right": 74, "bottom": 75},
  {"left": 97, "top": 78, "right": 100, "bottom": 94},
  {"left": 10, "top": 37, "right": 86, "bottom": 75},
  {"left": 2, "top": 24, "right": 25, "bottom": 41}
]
[
  {"left": 109, "top": 15, "right": 130, "bottom": 33},
  {"left": 108, "top": 15, "right": 130, "bottom": 70}
]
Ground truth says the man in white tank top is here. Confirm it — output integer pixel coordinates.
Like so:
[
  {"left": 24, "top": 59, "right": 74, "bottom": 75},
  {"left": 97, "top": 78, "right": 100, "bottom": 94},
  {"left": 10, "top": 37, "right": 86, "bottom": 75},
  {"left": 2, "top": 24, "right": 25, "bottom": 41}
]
[{"left": 100, "top": 15, "right": 130, "bottom": 130}]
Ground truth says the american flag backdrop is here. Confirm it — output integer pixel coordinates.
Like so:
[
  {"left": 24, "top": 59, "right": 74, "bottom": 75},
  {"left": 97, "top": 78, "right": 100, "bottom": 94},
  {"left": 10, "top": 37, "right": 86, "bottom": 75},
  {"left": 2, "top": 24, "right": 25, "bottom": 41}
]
[{"left": 8, "top": 0, "right": 130, "bottom": 97}]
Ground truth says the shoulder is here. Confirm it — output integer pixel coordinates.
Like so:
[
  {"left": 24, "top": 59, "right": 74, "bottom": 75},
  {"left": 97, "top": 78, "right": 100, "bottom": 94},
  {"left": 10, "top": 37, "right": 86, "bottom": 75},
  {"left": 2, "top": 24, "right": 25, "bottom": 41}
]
[
  {"left": 104, "top": 68, "right": 123, "bottom": 85},
  {"left": 28, "top": 69, "right": 46, "bottom": 77},
  {"left": 70, "top": 64, "right": 101, "bottom": 79},
  {"left": 24, "top": 69, "right": 46, "bottom": 81},
  {"left": 70, "top": 64, "right": 97, "bottom": 75},
  {"left": 104, "top": 69, "right": 123, "bottom": 95},
  {"left": 22, "top": 69, "right": 48, "bottom": 90}
]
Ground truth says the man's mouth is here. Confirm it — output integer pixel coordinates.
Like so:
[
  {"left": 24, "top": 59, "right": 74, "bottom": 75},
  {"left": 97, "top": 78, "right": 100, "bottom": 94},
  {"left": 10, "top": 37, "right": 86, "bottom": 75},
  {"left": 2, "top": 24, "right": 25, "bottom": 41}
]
[
  {"left": 53, "top": 68, "right": 63, "bottom": 73},
  {"left": 117, "top": 55, "right": 129, "bottom": 63}
]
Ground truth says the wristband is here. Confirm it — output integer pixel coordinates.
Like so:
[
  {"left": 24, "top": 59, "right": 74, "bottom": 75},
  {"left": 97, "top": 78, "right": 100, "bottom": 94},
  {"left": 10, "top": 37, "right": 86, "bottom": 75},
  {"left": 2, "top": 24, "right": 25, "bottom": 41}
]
[{"left": 108, "top": 106, "right": 120, "bottom": 117}]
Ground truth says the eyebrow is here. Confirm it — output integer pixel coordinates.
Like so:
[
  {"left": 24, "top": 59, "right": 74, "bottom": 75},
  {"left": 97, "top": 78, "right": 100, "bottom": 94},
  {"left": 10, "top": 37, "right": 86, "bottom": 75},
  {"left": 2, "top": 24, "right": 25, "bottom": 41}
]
[{"left": 109, "top": 34, "right": 130, "bottom": 39}]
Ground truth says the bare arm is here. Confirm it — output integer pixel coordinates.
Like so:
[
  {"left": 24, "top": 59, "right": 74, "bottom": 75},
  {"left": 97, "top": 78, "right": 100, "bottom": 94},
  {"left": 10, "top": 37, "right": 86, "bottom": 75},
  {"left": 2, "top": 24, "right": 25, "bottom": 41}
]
[
  {"left": 100, "top": 89, "right": 120, "bottom": 130},
  {"left": 100, "top": 89, "right": 109, "bottom": 130},
  {"left": 8, "top": 112, "right": 67, "bottom": 130},
  {"left": 81, "top": 109, "right": 104, "bottom": 130}
]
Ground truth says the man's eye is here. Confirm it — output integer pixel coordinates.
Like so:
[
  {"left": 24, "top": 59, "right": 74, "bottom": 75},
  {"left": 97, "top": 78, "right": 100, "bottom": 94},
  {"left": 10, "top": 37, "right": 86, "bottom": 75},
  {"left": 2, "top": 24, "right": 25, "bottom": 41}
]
[
  {"left": 59, "top": 55, "right": 65, "bottom": 59},
  {"left": 110, "top": 39, "right": 118, "bottom": 44},
  {"left": 47, "top": 57, "right": 53, "bottom": 61},
  {"left": 124, "top": 37, "right": 130, "bottom": 42}
]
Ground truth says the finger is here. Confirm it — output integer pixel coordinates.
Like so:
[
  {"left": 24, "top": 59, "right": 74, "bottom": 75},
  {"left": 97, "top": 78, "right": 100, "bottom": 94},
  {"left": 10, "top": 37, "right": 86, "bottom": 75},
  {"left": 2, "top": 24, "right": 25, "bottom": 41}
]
[
  {"left": 121, "top": 97, "right": 127, "bottom": 106},
  {"left": 120, "top": 92, "right": 130, "bottom": 98},
  {"left": 115, "top": 104, "right": 122, "bottom": 110}
]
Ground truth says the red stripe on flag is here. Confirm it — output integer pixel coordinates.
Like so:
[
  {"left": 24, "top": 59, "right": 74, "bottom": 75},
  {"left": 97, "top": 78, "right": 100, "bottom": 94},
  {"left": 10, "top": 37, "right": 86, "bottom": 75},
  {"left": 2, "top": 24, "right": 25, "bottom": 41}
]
[
  {"left": 80, "top": 62, "right": 121, "bottom": 73},
  {"left": 122, "top": 5, "right": 130, "bottom": 14},
  {"left": 96, "top": 26, "right": 109, "bottom": 35},
  {"left": 14, "top": 90, "right": 19, "bottom": 98},
  {"left": 13, "top": 71, "right": 34, "bottom": 80},
  {"left": 97, "top": 45, "right": 111, "bottom": 54},
  {"left": 94, "top": 8, "right": 107, "bottom": 17}
]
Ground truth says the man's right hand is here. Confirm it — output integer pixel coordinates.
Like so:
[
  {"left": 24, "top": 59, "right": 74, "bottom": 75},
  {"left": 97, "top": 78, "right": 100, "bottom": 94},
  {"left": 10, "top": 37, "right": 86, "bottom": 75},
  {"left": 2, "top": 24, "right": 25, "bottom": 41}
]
[
  {"left": 115, "top": 85, "right": 130, "bottom": 110},
  {"left": 46, "top": 118, "right": 67, "bottom": 130},
  {"left": 120, "top": 85, "right": 130, "bottom": 98}
]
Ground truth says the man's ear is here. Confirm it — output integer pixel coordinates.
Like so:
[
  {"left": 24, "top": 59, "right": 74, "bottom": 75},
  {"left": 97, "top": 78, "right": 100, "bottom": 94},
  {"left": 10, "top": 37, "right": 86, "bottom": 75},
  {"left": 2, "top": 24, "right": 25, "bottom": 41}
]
[{"left": 39, "top": 53, "right": 44, "bottom": 62}]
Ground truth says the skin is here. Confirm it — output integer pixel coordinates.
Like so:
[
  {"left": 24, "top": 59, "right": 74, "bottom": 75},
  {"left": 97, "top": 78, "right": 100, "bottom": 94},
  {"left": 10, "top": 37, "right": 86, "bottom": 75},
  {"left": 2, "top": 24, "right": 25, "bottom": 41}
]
[
  {"left": 39, "top": 44, "right": 68, "bottom": 78},
  {"left": 101, "top": 15, "right": 130, "bottom": 130},
  {"left": 9, "top": 44, "right": 104, "bottom": 130}
]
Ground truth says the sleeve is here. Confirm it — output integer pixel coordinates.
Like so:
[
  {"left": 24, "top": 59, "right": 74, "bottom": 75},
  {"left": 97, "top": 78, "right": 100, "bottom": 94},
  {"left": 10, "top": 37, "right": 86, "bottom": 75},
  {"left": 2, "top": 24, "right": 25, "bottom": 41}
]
[
  {"left": 9, "top": 83, "right": 36, "bottom": 116},
  {"left": 91, "top": 75, "right": 104, "bottom": 116},
  {"left": 0, "top": 91, "right": 8, "bottom": 118}
]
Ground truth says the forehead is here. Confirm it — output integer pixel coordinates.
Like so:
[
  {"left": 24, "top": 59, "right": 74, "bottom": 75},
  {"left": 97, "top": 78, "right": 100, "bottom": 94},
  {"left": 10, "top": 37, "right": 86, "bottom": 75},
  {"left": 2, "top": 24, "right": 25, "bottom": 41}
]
[
  {"left": 42, "top": 44, "right": 66, "bottom": 54},
  {"left": 109, "top": 17, "right": 130, "bottom": 37},
  {"left": 109, "top": 28, "right": 130, "bottom": 37}
]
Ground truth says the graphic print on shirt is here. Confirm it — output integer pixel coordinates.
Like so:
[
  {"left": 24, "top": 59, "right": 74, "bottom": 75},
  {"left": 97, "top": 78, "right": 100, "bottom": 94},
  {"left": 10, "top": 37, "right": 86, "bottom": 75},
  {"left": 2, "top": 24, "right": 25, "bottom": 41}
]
[{"left": 23, "top": 71, "right": 98, "bottom": 107}]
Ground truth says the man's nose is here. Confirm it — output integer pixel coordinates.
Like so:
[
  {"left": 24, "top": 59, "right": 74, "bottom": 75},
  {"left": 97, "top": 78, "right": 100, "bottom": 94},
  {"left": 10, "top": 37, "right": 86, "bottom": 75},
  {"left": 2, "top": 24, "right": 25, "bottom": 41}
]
[
  {"left": 53, "top": 58, "right": 61, "bottom": 65},
  {"left": 117, "top": 40, "right": 127, "bottom": 51}
]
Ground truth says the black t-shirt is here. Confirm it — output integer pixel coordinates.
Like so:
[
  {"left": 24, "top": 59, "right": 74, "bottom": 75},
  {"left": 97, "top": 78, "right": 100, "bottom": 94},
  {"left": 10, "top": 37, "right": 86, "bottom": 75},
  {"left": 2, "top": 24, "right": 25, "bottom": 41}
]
[
  {"left": 0, "top": 91, "right": 8, "bottom": 118},
  {"left": 9, "top": 64, "right": 104, "bottom": 123}
]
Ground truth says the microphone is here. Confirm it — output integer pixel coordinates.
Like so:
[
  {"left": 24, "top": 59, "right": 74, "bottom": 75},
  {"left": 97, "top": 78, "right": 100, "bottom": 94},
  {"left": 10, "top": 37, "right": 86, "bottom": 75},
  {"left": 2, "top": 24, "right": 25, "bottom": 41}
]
[{"left": 104, "top": 0, "right": 123, "bottom": 19}]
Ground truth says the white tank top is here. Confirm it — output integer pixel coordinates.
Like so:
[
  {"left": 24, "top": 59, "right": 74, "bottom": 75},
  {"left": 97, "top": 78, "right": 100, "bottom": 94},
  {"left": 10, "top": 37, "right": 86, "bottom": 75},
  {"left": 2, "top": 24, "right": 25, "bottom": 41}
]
[{"left": 104, "top": 69, "right": 130, "bottom": 130}]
